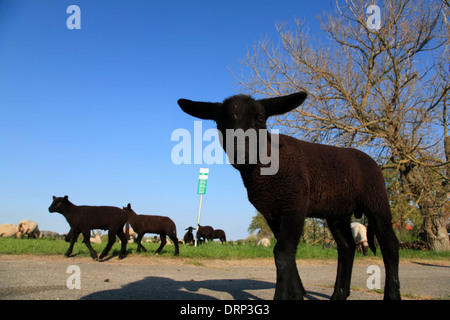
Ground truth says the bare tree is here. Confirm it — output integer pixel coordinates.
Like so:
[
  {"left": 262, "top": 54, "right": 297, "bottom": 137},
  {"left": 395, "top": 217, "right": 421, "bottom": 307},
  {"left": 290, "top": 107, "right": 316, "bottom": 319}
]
[{"left": 236, "top": 0, "right": 449, "bottom": 250}]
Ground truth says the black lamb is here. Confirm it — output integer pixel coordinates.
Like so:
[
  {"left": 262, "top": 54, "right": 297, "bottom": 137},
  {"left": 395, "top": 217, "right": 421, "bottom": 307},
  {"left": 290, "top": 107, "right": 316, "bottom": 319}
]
[
  {"left": 48, "top": 195, "right": 128, "bottom": 261},
  {"left": 177, "top": 92, "right": 400, "bottom": 300}
]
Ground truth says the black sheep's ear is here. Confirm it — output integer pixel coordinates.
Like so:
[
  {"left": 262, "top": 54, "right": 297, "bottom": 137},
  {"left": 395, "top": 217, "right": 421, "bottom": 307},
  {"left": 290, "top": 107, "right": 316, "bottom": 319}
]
[
  {"left": 177, "top": 99, "right": 221, "bottom": 120},
  {"left": 259, "top": 92, "right": 307, "bottom": 118},
  {"left": 127, "top": 203, "right": 131, "bottom": 209},
  {"left": 64, "top": 195, "right": 69, "bottom": 200}
]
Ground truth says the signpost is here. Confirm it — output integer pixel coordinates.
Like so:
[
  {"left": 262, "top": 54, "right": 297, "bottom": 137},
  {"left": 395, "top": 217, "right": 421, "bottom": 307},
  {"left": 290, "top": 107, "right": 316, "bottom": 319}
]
[
  {"left": 197, "top": 168, "right": 208, "bottom": 195},
  {"left": 195, "top": 168, "right": 209, "bottom": 247}
]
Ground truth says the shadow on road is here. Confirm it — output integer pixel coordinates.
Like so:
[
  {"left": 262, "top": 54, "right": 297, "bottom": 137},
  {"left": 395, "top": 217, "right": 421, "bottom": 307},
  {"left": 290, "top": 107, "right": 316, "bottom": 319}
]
[
  {"left": 410, "top": 261, "right": 450, "bottom": 269},
  {"left": 81, "top": 276, "right": 273, "bottom": 300},
  {"left": 80, "top": 276, "right": 332, "bottom": 300}
]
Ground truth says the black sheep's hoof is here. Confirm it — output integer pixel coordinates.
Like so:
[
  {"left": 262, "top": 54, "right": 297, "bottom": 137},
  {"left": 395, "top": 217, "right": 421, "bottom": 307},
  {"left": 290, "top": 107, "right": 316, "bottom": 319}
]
[{"left": 330, "top": 291, "right": 349, "bottom": 300}]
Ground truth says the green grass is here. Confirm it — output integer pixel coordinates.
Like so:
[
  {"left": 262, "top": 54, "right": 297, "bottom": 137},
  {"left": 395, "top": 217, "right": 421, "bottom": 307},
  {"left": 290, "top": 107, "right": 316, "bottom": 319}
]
[{"left": 0, "top": 237, "right": 448, "bottom": 260}]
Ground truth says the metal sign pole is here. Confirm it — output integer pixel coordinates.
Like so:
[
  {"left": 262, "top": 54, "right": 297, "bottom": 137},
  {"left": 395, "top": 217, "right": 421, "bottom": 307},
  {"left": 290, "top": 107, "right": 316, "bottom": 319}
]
[
  {"left": 195, "top": 168, "right": 209, "bottom": 247},
  {"left": 194, "top": 194, "right": 203, "bottom": 247}
]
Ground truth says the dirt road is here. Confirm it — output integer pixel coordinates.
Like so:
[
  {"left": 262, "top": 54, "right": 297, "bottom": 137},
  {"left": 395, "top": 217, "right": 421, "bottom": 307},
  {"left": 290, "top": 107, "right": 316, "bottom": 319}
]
[{"left": 0, "top": 254, "right": 448, "bottom": 300}]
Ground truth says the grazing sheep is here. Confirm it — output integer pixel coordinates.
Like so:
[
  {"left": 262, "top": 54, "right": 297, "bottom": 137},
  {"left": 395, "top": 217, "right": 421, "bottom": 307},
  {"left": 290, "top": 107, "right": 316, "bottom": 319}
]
[
  {"left": 0, "top": 224, "right": 19, "bottom": 238},
  {"left": 196, "top": 225, "right": 227, "bottom": 244},
  {"left": 90, "top": 231, "right": 103, "bottom": 244},
  {"left": 178, "top": 92, "right": 400, "bottom": 300},
  {"left": 211, "top": 229, "right": 227, "bottom": 244},
  {"left": 48, "top": 195, "right": 128, "bottom": 260},
  {"left": 39, "top": 230, "right": 63, "bottom": 240},
  {"left": 18, "top": 220, "right": 40, "bottom": 239},
  {"left": 123, "top": 203, "right": 179, "bottom": 256},
  {"left": 196, "top": 225, "right": 214, "bottom": 243},
  {"left": 257, "top": 237, "right": 271, "bottom": 247},
  {"left": 351, "top": 222, "right": 369, "bottom": 256},
  {"left": 183, "top": 226, "right": 195, "bottom": 245}
]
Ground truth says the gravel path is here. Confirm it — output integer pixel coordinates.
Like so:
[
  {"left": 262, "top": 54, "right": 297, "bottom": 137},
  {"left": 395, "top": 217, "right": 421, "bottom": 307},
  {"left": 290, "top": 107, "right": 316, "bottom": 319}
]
[{"left": 0, "top": 254, "right": 448, "bottom": 300}]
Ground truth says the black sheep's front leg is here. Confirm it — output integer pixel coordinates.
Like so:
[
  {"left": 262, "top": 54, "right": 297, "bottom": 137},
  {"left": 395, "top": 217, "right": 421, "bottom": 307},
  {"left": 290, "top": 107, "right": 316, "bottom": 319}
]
[
  {"left": 273, "top": 213, "right": 305, "bottom": 300},
  {"left": 327, "top": 218, "right": 355, "bottom": 300},
  {"left": 98, "top": 232, "right": 116, "bottom": 260},
  {"left": 155, "top": 234, "right": 167, "bottom": 255}
]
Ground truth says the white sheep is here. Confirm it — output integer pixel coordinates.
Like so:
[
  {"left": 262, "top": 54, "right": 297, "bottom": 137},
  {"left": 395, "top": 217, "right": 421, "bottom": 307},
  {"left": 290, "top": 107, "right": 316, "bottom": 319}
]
[
  {"left": 0, "top": 224, "right": 20, "bottom": 238},
  {"left": 124, "top": 225, "right": 137, "bottom": 243},
  {"left": 90, "top": 231, "right": 102, "bottom": 244},
  {"left": 351, "top": 222, "right": 369, "bottom": 255},
  {"left": 257, "top": 238, "right": 271, "bottom": 247},
  {"left": 18, "top": 220, "right": 40, "bottom": 239}
]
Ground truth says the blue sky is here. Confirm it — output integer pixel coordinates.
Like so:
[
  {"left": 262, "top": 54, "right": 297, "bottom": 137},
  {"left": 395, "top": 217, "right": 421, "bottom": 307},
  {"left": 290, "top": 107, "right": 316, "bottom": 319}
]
[{"left": 0, "top": 0, "right": 332, "bottom": 240}]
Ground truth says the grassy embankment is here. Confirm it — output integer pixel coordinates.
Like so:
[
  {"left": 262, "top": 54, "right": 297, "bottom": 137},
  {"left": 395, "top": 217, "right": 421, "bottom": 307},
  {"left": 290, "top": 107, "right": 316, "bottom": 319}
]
[{"left": 0, "top": 237, "right": 449, "bottom": 261}]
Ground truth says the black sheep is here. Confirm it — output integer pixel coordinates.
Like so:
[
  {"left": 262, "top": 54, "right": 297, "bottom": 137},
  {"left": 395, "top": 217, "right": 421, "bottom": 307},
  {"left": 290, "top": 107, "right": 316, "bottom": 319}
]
[
  {"left": 196, "top": 225, "right": 214, "bottom": 243},
  {"left": 48, "top": 195, "right": 128, "bottom": 261},
  {"left": 183, "top": 226, "right": 195, "bottom": 245},
  {"left": 123, "top": 203, "right": 179, "bottom": 256},
  {"left": 178, "top": 92, "right": 400, "bottom": 300},
  {"left": 211, "top": 229, "right": 227, "bottom": 244}
]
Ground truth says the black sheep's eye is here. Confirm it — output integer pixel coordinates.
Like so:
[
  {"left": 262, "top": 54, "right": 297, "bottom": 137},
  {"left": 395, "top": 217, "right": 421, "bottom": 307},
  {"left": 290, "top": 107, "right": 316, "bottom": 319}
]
[{"left": 258, "top": 117, "right": 264, "bottom": 122}]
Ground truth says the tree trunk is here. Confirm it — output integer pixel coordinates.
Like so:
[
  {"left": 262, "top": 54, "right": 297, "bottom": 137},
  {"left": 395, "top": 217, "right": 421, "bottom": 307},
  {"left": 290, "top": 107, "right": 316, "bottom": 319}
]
[
  {"left": 401, "top": 166, "right": 449, "bottom": 251},
  {"left": 420, "top": 203, "right": 450, "bottom": 251}
]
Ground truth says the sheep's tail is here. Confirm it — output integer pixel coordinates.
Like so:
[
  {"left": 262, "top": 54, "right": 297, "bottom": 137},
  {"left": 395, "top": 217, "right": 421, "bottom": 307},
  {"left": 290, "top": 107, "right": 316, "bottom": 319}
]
[{"left": 367, "top": 223, "right": 376, "bottom": 255}]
